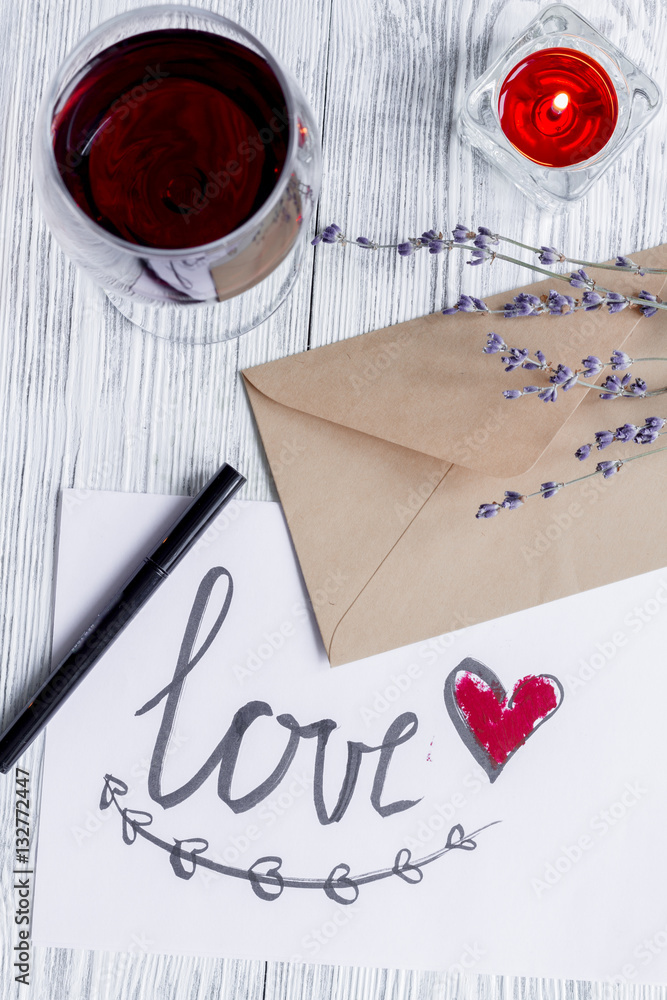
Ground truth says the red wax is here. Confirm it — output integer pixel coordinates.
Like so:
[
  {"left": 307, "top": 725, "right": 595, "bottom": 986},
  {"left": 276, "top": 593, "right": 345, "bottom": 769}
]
[{"left": 498, "top": 47, "right": 619, "bottom": 168}]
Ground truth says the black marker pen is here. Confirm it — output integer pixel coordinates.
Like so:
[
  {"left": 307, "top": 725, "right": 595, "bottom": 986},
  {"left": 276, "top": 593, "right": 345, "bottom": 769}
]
[{"left": 0, "top": 462, "right": 245, "bottom": 774}]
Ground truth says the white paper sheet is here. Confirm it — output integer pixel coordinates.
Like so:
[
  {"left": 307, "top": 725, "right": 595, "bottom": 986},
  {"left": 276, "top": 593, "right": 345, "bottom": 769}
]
[{"left": 32, "top": 490, "right": 667, "bottom": 985}]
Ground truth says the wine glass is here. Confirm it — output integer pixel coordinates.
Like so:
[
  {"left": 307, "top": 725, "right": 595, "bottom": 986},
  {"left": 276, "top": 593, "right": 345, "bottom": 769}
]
[{"left": 33, "top": 5, "right": 321, "bottom": 345}]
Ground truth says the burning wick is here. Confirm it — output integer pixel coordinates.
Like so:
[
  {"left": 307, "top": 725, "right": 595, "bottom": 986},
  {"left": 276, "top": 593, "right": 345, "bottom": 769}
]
[{"left": 551, "top": 91, "right": 570, "bottom": 113}]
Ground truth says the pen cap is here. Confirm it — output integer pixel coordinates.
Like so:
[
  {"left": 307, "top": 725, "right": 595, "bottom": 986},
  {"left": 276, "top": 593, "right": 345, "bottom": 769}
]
[{"left": 147, "top": 463, "right": 245, "bottom": 573}]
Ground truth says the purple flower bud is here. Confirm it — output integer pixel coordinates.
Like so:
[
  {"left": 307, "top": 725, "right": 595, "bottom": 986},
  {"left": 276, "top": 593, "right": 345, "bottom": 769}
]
[
  {"left": 615, "top": 423, "right": 639, "bottom": 443},
  {"left": 540, "top": 481, "right": 562, "bottom": 499},
  {"left": 615, "top": 256, "right": 634, "bottom": 268},
  {"left": 483, "top": 332, "right": 506, "bottom": 353},
  {"left": 582, "top": 289, "right": 603, "bottom": 310},
  {"left": 429, "top": 240, "right": 445, "bottom": 254},
  {"left": 474, "top": 233, "right": 494, "bottom": 250},
  {"left": 471, "top": 297, "right": 488, "bottom": 311},
  {"left": 639, "top": 290, "right": 659, "bottom": 317},
  {"left": 477, "top": 226, "right": 496, "bottom": 238},
  {"left": 397, "top": 241, "right": 414, "bottom": 257},
  {"left": 582, "top": 355, "right": 603, "bottom": 377},
  {"left": 599, "top": 374, "right": 624, "bottom": 399},
  {"left": 523, "top": 385, "right": 540, "bottom": 393},
  {"left": 457, "top": 294, "right": 482, "bottom": 313},
  {"left": 505, "top": 296, "right": 537, "bottom": 317},
  {"left": 476, "top": 502, "right": 501, "bottom": 519},
  {"left": 421, "top": 230, "right": 438, "bottom": 242},
  {"left": 536, "top": 350, "right": 546, "bottom": 365},
  {"left": 538, "top": 386, "right": 558, "bottom": 403},
  {"left": 596, "top": 461, "right": 620, "bottom": 478},
  {"left": 636, "top": 427, "right": 659, "bottom": 444},
  {"left": 575, "top": 444, "right": 591, "bottom": 461},
  {"left": 594, "top": 430, "right": 614, "bottom": 450},
  {"left": 607, "top": 292, "right": 629, "bottom": 314},
  {"left": 610, "top": 350, "right": 632, "bottom": 370},
  {"left": 453, "top": 223, "right": 472, "bottom": 244},
  {"left": 551, "top": 364, "right": 578, "bottom": 390},
  {"left": 644, "top": 417, "right": 665, "bottom": 430},
  {"left": 356, "top": 236, "right": 373, "bottom": 246},
  {"left": 629, "top": 377, "right": 647, "bottom": 397},
  {"left": 502, "top": 348, "right": 529, "bottom": 372},
  {"left": 502, "top": 490, "right": 524, "bottom": 509},
  {"left": 311, "top": 234, "right": 323, "bottom": 245},
  {"left": 442, "top": 307, "right": 458, "bottom": 315},
  {"left": 467, "top": 248, "right": 488, "bottom": 266},
  {"left": 322, "top": 224, "right": 342, "bottom": 244},
  {"left": 538, "top": 246, "right": 562, "bottom": 265},
  {"left": 547, "top": 290, "right": 575, "bottom": 315},
  {"left": 503, "top": 390, "right": 522, "bottom": 399},
  {"left": 322, "top": 222, "right": 341, "bottom": 243},
  {"left": 569, "top": 268, "right": 592, "bottom": 288}
]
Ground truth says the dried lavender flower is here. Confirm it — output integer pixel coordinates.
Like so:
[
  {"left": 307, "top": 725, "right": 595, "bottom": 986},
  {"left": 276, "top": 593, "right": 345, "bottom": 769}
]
[
  {"left": 610, "top": 350, "right": 632, "bottom": 370},
  {"left": 594, "top": 430, "right": 614, "bottom": 449},
  {"left": 483, "top": 332, "right": 507, "bottom": 354},
  {"left": 569, "top": 268, "right": 593, "bottom": 289},
  {"left": 540, "top": 482, "right": 562, "bottom": 499},
  {"left": 476, "top": 502, "right": 501, "bottom": 519},
  {"left": 582, "top": 356, "right": 604, "bottom": 377},
  {"left": 453, "top": 223, "right": 473, "bottom": 244},
  {"left": 638, "top": 290, "right": 659, "bottom": 317},
  {"left": 538, "top": 246, "right": 562, "bottom": 265},
  {"left": 502, "top": 490, "right": 525, "bottom": 509},
  {"left": 575, "top": 444, "right": 591, "bottom": 461}
]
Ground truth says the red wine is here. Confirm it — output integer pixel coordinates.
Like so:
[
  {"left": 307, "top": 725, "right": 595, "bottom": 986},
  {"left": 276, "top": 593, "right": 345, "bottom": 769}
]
[
  {"left": 53, "top": 29, "right": 290, "bottom": 249},
  {"left": 498, "top": 48, "right": 618, "bottom": 168}
]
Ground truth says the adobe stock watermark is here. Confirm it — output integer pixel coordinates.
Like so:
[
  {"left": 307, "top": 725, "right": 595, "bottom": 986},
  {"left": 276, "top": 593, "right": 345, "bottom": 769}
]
[
  {"left": 59, "top": 65, "right": 170, "bottom": 177},
  {"left": 403, "top": 767, "right": 487, "bottom": 853},
  {"left": 450, "top": 405, "right": 510, "bottom": 466},
  {"left": 177, "top": 106, "right": 290, "bottom": 223},
  {"left": 288, "top": 905, "right": 356, "bottom": 964},
  {"left": 233, "top": 570, "right": 348, "bottom": 683},
  {"left": 395, "top": 467, "right": 448, "bottom": 525},
  {"left": 196, "top": 771, "right": 312, "bottom": 889},
  {"left": 520, "top": 472, "right": 614, "bottom": 564},
  {"left": 193, "top": 498, "right": 252, "bottom": 554},
  {"left": 70, "top": 728, "right": 189, "bottom": 847},
  {"left": 605, "top": 917, "right": 667, "bottom": 993},
  {"left": 531, "top": 779, "right": 648, "bottom": 897},
  {"left": 347, "top": 328, "right": 417, "bottom": 396},
  {"left": 359, "top": 631, "right": 464, "bottom": 726},
  {"left": 565, "top": 577, "right": 667, "bottom": 696}
]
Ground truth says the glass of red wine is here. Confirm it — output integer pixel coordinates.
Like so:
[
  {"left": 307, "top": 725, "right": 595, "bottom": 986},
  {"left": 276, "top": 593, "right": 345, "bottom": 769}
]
[{"left": 33, "top": 6, "right": 321, "bottom": 344}]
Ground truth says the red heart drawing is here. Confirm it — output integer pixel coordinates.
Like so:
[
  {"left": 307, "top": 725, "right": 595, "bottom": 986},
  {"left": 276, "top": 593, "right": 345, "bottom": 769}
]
[{"left": 444, "top": 658, "right": 563, "bottom": 782}]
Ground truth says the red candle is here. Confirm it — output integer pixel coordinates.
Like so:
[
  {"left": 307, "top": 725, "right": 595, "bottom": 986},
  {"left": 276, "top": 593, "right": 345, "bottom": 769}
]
[{"left": 498, "top": 47, "right": 619, "bottom": 168}]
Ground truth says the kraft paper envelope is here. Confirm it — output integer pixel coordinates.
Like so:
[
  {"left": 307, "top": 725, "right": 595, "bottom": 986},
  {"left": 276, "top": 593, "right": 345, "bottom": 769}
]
[{"left": 243, "top": 245, "right": 667, "bottom": 666}]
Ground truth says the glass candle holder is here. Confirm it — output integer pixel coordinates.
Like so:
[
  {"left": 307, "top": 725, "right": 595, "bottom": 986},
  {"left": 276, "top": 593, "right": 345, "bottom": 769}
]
[
  {"left": 458, "top": 4, "right": 662, "bottom": 211},
  {"left": 33, "top": 6, "right": 321, "bottom": 345}
]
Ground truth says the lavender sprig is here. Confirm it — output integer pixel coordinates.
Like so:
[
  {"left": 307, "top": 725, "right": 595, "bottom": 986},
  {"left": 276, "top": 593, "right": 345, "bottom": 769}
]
[
  {"left": 575, "top": 418, "right": 666, "bottom": 458},
  {"left": 313, "top": 222, "right": 666, "bottom": 276},
  {"left": 475, "top": 444, "right": 667, "bottom": 518},
  {"left": 485, "top": 336, "right": 667, "bottom": 402},
  {"left": 312, "top": 224, "right": 666, "bottom": 315}
]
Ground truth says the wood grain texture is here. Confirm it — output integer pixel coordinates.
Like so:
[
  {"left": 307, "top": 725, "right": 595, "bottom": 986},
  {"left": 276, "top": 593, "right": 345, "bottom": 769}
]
[{"left": 0, "top": 0, "right": 666, "bottom": 997}]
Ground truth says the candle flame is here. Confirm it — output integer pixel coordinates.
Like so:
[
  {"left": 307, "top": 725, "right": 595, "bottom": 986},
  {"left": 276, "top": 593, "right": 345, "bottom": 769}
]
[{"left": 552, "top": 92, "right": 569, "bottom": 112}]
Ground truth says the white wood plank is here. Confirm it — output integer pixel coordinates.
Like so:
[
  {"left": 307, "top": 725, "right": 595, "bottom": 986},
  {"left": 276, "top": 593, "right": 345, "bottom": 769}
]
[{"left": 0, "top": 0, "right": 331, "bottom": 997}]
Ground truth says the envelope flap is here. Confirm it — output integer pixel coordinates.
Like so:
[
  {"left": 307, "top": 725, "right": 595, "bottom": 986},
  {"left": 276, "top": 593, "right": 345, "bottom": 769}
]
[{"left": 243, "top": 247, "right": 667, "bottom": 479}]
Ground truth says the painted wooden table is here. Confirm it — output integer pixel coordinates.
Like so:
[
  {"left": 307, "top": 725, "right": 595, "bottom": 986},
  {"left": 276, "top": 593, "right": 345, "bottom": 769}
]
[{"left": 1, "top": 0, "right": 666, "bottom": 997}]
